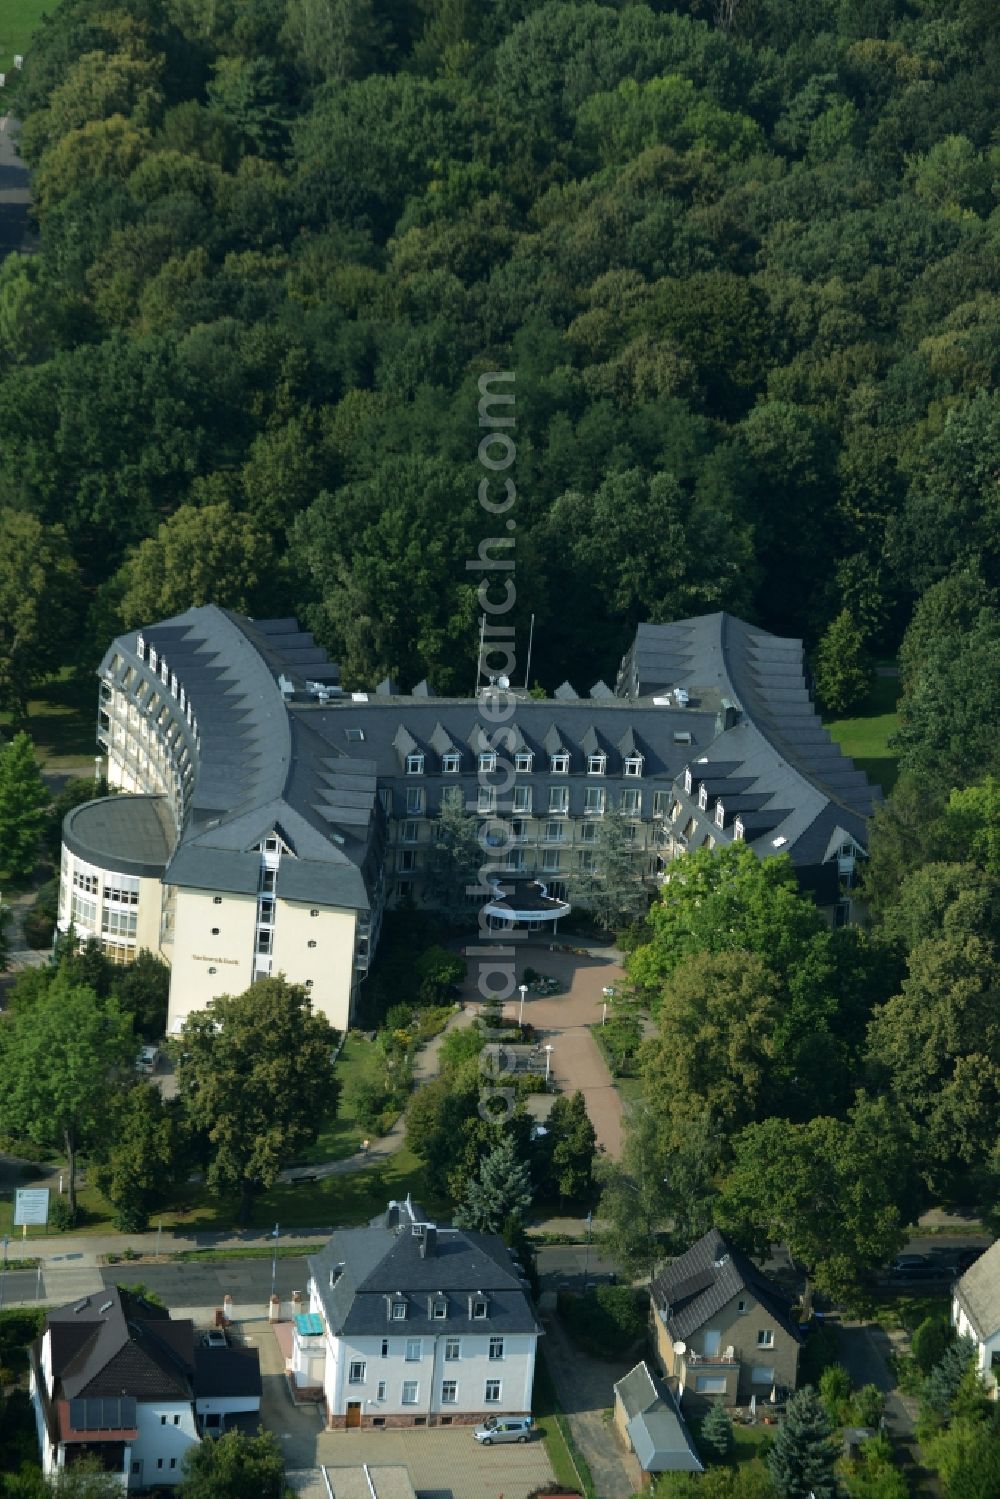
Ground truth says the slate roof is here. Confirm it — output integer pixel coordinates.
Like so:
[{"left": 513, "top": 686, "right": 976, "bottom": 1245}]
[
  {"left": 614, "top": 1362, "right": 703, "bottom": 1474},
  {"left": 97, "top": 604, "right": 881, "bottom": 918},
  {"left": 63, "top": 794, "right": 175, "bottom": 878},
  {"left": 650, "top": 1229, "right": 804, "bottom": 1346},
  {"left": 954, "top": 1240, "right": 1000, "bottom": 1341},
  {"left": 309, "top": 1199, "right": 541, "bottom": 1339}
]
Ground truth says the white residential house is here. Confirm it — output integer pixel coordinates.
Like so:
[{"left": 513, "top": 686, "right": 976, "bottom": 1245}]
[
  {"left": 29, "top": 1287, "right": 261, "bottom": 1490},
  {"left": 298, "top": 1196, "right": 541, "bottom": 1429},
  {"left": 952, "top": 1240, "right": 1000, "bottom": 1397}
]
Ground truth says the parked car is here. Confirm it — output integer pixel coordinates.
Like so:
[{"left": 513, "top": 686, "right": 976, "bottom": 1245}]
[
  {"left": 135, "top": 1045, "right": 160, "bottom": 1074},
  {"left": 888, "top": 1254, "right": 951, "bottom": 1282},
  {"left": 203, "top": 1329, "right": 228, "bottom": 1348},
  {"left": 473, "top": 1415, "right": 533, "bottom": 1444}
]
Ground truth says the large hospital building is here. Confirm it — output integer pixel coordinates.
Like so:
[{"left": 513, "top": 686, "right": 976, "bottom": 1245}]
[{"left": 58, "top": 607, "right": 879, "bottom": 1034}]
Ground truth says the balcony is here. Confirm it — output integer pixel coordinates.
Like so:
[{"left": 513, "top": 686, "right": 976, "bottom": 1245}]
[{"left": 684, "top": 1348, "right": 738, "bottom": 1366}]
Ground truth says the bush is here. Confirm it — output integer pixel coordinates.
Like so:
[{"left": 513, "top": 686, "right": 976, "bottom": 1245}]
[
  {"left": 819, "top": 1364, "right": 853, "bottom": 1425},
  {"left": 557, "top": 1285, "right": 647, "bottom": 1359},
  {"left": 48, "top": 1196, "right": 77, "bottom": 1231},
  {"left": 912, "top": 1315, "right": 953, "bottom": 1374},
  {"left": 853, "top": 1384, "right": 885, "bottom": 1428}
]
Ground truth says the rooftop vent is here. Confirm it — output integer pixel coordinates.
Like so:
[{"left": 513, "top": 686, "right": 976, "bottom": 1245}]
[
  {"left": 713, "top": 1254, "right": 730, "bottom": 1270},
  {"left": 99, "top": 1299, "right": 114, "bottom": 1314},
  {"left": 73, "top": 1299, "right": 90, "bottom": 1314}
]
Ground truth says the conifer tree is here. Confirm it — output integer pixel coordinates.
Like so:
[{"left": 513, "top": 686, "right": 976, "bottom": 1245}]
[
  {"left": 0, "top": 732, "right": 50, "bottom": 879},
  {"left": 813, "top": 609, "right": 872, "bottom": 716},
  {"left": 702, "top": 1400, "right": 735, "bottom": 1462},
  {"left": 454, "top": 1131, "right": 533, "bottom": 1235},
  {"left": 766, "top": 1386, "right": 841, "bottom": 1499}
]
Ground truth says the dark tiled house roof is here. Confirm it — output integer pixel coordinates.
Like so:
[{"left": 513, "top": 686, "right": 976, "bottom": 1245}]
[{"left": 651, "top": 1229, "right": 804, "bottom": 1346}]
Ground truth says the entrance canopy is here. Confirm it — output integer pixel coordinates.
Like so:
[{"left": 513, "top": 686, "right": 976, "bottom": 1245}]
[{"left": 482, "top": 879, "right": 571, "bottom": 930}]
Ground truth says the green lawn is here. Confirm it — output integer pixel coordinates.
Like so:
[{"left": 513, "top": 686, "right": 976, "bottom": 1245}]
[
  {"left": 0, "top": 1146, "right": 446, "bottom": 1239},
  {"left": 0, "top": 0, "right": 50, "bottom": 75},
  {"left": 0, "top": 669, "right": 99, "bottom": 770},
  {"left": 825, "top": 672, "right": 901, "bottom": 794},
  {"left": 292, "top": 1033, "right": 395, "bottom": 1166},
  {"left": 870, "top": 1288, "right": 949, "bottom": 1334}
]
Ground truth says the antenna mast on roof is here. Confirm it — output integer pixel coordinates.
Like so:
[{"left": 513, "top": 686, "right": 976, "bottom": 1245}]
[
  {"left": 524, "top": 613, "right": 535, "bottom": 692},
  {"left": 474, "top": 614, "right": 486, "bottom": 696}
]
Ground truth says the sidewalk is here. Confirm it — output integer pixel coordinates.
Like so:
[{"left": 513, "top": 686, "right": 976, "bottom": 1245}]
[{"left": 277, "top": 1004, "right": 477, "bottom": 1183}]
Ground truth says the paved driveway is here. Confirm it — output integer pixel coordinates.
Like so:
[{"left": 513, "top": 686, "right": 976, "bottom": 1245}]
[
  {"left": 462, "top": 941, "right": 627, "bottom": 1158},
  {"left": 540, "top": 1310, "right": 644, "bottom": 1499},
  {"left": 251, "top": 1321, "right": 554, "bottom": 1499}
]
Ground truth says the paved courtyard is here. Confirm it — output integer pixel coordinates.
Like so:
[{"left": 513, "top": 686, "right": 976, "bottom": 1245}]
[
  {"left": 461, "top": 940, "right": 627, "bottom": 1157},
  {"left": 251, "top": 1320, "right": 554, "bottom": 1499}
]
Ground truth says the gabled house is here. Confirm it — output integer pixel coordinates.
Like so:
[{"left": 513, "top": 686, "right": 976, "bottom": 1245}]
[
  {"left": 952, "top": 1240, "right": 1000, "bottom": 1397},
  {"left": 613, "top": 1362, "right": 703, "bottom": 1483},
  {"left": 649, "top": 1229, "right": 803, "bottom": 1411},
  {"left": 29, "top": 1287, "right": 261, "bottom": 1490},
  {"left": 301, "top": 1195, "right": 541, "bottom": 1429}
]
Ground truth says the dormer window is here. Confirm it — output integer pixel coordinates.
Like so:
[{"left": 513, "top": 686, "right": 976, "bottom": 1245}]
[
  {"left": 431, "top": 1296, "right": 448, "bottom": 1320},
  {"left": 136, "top": 633, "right": 145, "bottom": 661},
  {"left": 624, "top": 755, "right": 643, "bottom": 778},
  {"left": 550, "top": 753, "right": 569, "bottom": 773},
  {"left": 149, "top": 647, "right": 157, "bottom": 672},
  {"left": 684, "top": 767, "right": 692, "bottom": 795},
  {"left": 390, "top": 1297, "right": 407, "bottom": 1321},
  {"left": 734, "top": 817, "right": 745, "bottom": 842},
  {"left": 715, "top": 801, "right": 725, "bottom": 829},
  {"left": 515, "top": 752, "right": 533, "bottom": 773},
  {"left": 479, "top": 751, "right": 497, "bottom": 773},
  {"left": 406, "top": 753, "right": 424, "bottom": 775},
  {"left": 470, "top": 1297, "right": 488, "bottom": 1320},
  {"left": 587, "top": 754, "right": 606, "bottom": 776},
  {"left": 442, "top": 752, "right": 460, "bottom": 773},
  {"left": 698, "top": 784, "right": 708, "bottom": 811}
]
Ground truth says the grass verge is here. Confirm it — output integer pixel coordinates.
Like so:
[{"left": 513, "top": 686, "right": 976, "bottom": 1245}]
[
  {"left": 825, "top": 673, "right": 901, "bottom": 794},
  {"left": 532, "top": 1348, "right": 596, "bottom": 1498},
  {"left": 0, "top": 0, "right": 50, "bottom": 74},
  {"left": 169, "top": 1244, "right": 326, "bottom": 1263}
]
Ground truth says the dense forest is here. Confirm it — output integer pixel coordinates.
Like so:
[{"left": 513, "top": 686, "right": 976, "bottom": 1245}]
[{"left": 1, "top": 0, "right": 998, "bottom": 707}]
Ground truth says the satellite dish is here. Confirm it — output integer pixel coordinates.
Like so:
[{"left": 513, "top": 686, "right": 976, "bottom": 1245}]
[
  {"left": 673, "top": 1340, "right": 687, "bottom": 1355},
  {"left": 497, "top": 674, "right": 510, "bottom": 690}
]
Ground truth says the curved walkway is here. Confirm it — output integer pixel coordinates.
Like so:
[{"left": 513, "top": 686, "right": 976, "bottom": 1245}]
[{"left": 277, "top": 1004, "right": 478, "bottom": 1183}]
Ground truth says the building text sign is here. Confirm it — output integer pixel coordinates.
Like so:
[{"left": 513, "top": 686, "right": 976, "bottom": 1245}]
[{"left": 14, "top": 1188, "right": 50, "bottom": 1226}]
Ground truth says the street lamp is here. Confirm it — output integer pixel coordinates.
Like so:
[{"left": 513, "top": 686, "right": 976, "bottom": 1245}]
[
  {"left": 544, "top": 1044, "right": 553, "bottom": 1083},
  {"left": 602, "top": 985, "right": 614, "bottom": 1026},
  {"left": 270, "top": 1223, "right": 280, "bottom": 1301},
  {"left": 518, "top": 984, "right": 527, "bottom": 1027},
  {"left": 0, "top": 1236, "right": 9, "bottom": 1314},
  {"left": 583, "top": 1210, "right": 593, "bottom": 1291}
]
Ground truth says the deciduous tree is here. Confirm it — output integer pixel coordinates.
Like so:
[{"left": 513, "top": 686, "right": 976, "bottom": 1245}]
[
  {"left": 175, "top": 977, "right": 339, "bottom": 1222},
  {"left": 0, "top": 513, "right": 80, "bottom": 721},
  {"left": 0, "top": 973, "right": 133, "bottom": 1215},
  {"left": 178, "top": 1428, "right": 291, "bottom": 1499}
]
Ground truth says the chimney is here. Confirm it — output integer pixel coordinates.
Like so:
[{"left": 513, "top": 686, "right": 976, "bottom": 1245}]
[{"left": 419, "top": 1226, "right": 437, "bottom": 1259}]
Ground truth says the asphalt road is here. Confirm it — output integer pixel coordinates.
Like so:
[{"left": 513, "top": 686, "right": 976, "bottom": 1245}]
[
  {"left": 0, "top": 116, "right": 31, "bottom": 260},
  {"left": 0, "top": 1245, "right": 620, "bottom": 1315}
]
